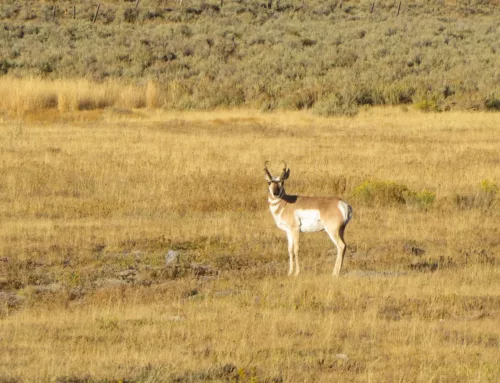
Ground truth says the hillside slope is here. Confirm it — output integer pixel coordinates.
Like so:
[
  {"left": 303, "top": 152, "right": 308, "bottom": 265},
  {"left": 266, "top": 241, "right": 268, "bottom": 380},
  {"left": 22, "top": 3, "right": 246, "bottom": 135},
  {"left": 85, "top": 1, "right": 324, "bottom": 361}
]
[{"left": 1, "top": 0, "right": 499, "bottom": 114}]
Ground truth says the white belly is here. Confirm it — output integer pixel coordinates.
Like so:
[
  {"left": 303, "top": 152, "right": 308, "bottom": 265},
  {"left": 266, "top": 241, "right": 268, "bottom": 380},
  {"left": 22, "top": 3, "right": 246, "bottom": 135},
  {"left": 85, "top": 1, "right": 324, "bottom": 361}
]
[{"left": 296, "top": 210, "right": 324, "bottom": 233}]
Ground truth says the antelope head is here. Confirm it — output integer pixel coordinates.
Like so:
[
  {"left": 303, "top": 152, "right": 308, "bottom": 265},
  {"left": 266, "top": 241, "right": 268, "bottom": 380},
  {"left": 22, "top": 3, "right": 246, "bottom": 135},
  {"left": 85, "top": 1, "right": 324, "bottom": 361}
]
[{"left": 264, "top": 161, "right": 290, "bottom": 198}]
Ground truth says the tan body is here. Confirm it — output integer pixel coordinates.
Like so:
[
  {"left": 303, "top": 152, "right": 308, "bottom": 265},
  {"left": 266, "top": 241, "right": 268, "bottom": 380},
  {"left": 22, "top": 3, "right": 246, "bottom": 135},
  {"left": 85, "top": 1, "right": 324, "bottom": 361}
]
[{"left": 265, "top": 162, "right": 352, "bottom": 276}]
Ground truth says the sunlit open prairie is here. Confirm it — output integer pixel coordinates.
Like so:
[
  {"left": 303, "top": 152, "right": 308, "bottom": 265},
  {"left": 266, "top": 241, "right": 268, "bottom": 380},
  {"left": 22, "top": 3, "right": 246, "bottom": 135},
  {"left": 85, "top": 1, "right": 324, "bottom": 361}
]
[{"left": 0, "top": 107, "right": 499, "bottom": 382}]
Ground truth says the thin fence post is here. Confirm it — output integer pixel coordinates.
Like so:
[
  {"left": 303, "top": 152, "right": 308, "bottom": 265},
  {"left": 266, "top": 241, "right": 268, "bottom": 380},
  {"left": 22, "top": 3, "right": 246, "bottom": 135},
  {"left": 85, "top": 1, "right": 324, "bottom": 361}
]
[
  {"left": 370, "top": 2, "right": 375, "bottom": 13},
  {"left": 53, "top": 5, "right": 57, "bottom": 20},
  {"left": 73, "top": 5, "right": 76, "bottom": 19},
  {"left": 93, "top": 3, "right": 100, "bottom": 23},
  {"left": 396, "top": 0, "right": 401, "bottom": 16},
  {"left": 135, "top": 0, "right": 140, "bottom": 9}
]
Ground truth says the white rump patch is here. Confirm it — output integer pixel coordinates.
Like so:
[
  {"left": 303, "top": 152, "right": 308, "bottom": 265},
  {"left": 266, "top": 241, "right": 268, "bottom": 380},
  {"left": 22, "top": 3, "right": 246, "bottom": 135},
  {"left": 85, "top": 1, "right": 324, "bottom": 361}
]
[
  {"left": 338, "top": 200, "right": 350, "bottom": 223},
  {"left": 296, "top": 209, "right": 324, "bottom": 233}
]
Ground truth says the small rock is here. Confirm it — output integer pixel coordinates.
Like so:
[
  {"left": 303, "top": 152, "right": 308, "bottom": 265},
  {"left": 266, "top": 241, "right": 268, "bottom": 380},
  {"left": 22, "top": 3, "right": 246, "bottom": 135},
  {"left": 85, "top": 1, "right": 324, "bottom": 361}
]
[
  {"left": 335, "top": 353, "right": 349, "bottom": 361},
  {"left": 165, "top": 250, "right": 179, "bottom": 266}
]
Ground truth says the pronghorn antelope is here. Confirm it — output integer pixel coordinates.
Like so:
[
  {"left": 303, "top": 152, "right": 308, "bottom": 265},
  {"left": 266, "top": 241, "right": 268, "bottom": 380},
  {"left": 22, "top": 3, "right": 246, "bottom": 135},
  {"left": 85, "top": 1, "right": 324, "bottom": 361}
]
[{"left": 264, "top": 161, "right": 352, "bottom": 277}]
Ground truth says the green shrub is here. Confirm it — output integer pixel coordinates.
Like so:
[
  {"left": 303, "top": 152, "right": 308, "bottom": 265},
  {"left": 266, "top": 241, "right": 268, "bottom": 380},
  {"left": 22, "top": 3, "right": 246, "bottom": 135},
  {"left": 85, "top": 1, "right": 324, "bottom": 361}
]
[
  {"left": 352, "top": 180, "right": 416, "bottom": 206},
  {"left": 400, "top": 189, "right": 436, "bottom": 210},
  {"left": 415, "top": 189, "right": 436, "bottom": 207},
  {"left": 479, "top": 180, "right": 499, "bottom": 194},
  {"left": 414, "top": 98, "right": 440, "bottom": 112}
]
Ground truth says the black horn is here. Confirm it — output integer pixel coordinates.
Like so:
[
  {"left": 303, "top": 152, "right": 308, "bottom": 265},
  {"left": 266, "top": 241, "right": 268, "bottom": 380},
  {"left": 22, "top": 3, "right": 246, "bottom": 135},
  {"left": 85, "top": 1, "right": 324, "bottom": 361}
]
[
  {"left": 264, "top": 161, "right": 273, "bottom": 179},
  {"left": 279, "top": 160, "right": 288, "bottom": 180}
]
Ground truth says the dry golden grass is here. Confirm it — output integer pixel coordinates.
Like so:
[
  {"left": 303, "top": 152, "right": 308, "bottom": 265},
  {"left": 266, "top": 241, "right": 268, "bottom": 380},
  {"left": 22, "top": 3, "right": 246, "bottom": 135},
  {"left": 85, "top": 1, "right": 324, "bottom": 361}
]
[
  {"left": 0, "top": 107, "right": 499, "bottom": 382},
  {"left": 0, "top": 77, "right": 149, "bottom": 117}
]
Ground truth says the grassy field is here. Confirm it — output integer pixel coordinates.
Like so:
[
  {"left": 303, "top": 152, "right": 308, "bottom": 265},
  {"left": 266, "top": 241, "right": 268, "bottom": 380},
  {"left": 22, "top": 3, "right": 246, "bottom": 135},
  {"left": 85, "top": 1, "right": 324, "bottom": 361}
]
[
  {"left": 1, "top": 1, "right": 499, "bottom": 381},
  {"left": 0, "top": 107, "right": 499, "bottom": 381}
]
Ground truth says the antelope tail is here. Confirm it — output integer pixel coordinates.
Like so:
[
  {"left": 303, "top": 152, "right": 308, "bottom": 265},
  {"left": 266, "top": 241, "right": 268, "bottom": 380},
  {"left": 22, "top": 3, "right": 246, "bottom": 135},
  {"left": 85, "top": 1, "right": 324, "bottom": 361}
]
[{"left": 339, "top": 200, "right": 353, "bottom": 225}]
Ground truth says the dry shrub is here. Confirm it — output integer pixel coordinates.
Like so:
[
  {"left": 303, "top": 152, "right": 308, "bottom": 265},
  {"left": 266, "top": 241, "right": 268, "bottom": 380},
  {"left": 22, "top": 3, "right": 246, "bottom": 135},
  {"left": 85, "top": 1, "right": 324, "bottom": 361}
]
[
  {"left": 452, "top": 182, "right": 498, "bottom": 210},
  {"left": 452, "top": 193, "right": 495, "bottom": 210}
]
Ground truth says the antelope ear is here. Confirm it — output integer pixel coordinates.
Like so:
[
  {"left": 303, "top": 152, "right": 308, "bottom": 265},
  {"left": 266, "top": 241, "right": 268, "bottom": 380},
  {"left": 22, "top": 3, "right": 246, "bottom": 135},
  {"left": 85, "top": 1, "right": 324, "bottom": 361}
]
[{"left": 282, "top": 168, "right": 290, "bottom": 180}]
